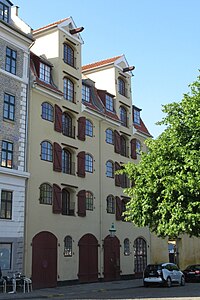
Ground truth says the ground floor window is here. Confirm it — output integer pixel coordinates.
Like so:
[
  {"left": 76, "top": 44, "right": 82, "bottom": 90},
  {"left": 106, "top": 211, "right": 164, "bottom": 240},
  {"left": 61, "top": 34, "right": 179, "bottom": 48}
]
[
  {"left": 0, "top": 243, "right": 12, "bottom": 270},
  {"left": 133, "top": 237, "right": 147, "bottom": 273}
]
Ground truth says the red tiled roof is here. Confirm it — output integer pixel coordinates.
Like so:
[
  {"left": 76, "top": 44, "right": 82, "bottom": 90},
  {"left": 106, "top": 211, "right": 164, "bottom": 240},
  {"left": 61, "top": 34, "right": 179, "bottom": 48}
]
[
  {"left": 33, "top": 18, "right": 70, "bottom": 34},
  {"left": 82, "top": 55, "right": 123, "bottom": 71},
  {"left": 134, "top": 119, "right": 152, "bottom": 137}
]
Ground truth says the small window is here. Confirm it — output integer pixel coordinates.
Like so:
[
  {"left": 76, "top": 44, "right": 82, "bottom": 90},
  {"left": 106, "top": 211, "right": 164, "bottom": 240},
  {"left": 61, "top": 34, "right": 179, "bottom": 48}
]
[
  {"left": 85, "top": 154, "right": 93, "bottom": 173},
  {"left": 63, "top": 44, "right": 74, "bottom": 67},
  {"left": 5, "top": 47, "right": 17, "bottom": 75},
  {"left": 106, "top": 160, "right": 114, "bottom": 178},
  {"left": 120, "top": 106, "right": 127, "bottom": 127},
  {"left": 39, "top": 63, "right": 51, "bottom": 83},
  {"left": 82, "top": 84, "right": 90, "bottom": 102},
  {"left": 118, "top": 78, "right": 125, "bottom": 96},
  {"left": 41, "top": 102, "right": 53, "bottom": 121},
  {"left": 62, "top": 112, "right": 74, "bottom": 138},
  {"left": 86, "top": 191, "right": 93, "bottom": 211},
  {"left": 85, "top": 119, "right": 93, "bottom": 137},
  {"left": 3, "top": 93, "right": 15, "bottom": 121},
  {"left": 64, "top": 236, "right": 72, "bottom": 257},
  {"left": 0, "top": 243, "right": 12, "bottom": 270},
  {"left": 62, "top": 189, "right": 74, "bottom": 215},
  {"left": 63, "top": 78, "right": 74, "bottom": 102},
  {"left": 124, "top": 238, "right": 130, "bottom": 256},
  {"left": 0, "top": 190, "right": 12, "bottom": 219},
  {"left": 136, "top": 140, "right": 141, "bottom": 154},
  {"left": 1, "top": 140, "right": 13, "bottom": 168},
  {"left": 41, "top": 141, "right": 53, "bottom": 162},
  {"left": 134, "top": 109, "right": 140, "bottom": 125},
  {"left": 106, "top": 94, "right": 114, "bottom": 112},
  {"left": 39, "top": 183, "right": 52, "bottom": 205},
  {"left": 107, "top": 195, "right": 115, "bottom": 214},
  {"left": 105, "top": 128, "right": 114, "bottom": 144},
  {"left": 62, "top": 149, "right": 72, "bottom": 174},
  {"left": 0, "top": 2, "right": 9, "bottom": 22}
]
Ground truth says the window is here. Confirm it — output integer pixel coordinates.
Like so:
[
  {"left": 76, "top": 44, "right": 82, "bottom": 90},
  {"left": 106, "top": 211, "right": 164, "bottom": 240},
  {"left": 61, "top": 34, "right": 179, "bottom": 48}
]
[
  {"left": 64, "top": 236, "right": 72, "bottom": 257},
  {"left": 107, "top": 195, "right": 115, "bottom": 214},
  {"left": 106, "top": 160, "right": 114, "bottom": 178},
  {"left": 0, "top": 243, "right": 12, "bottom": 270},
  {"left": 106, "top": 128, "right": 114, "bottom": 144},
  {"left": 41, "top": 141, "right": 53, "bottom": 162},
  {"left": 124, "top": 238, "right": 130, "bottom": 256},
  {"left": 62, "top": 149, "right": 72, "bottom": 174},
  {"left": 0, "top": 2, "right": 9, "bottom": 22},
  {"left": 134, "top": 237, "right": 147, "bottom": 273},
  {"left": 39, "top": 183, "right": 52, "bottom": 205},
  {"left": 5, "top": 47, "right": 17, "bottom": 75},
  {"left": 136, "top": 140, "right": 141, "bottom": 154},
  {"left": 41, "top": 102, "right": 53, "bottom": 121},
  {"left": 63, "top": 44, "right": 74, "bottom": 67},
  {"left": 39, "top": 63, "right": 51, "bottom": 83},
  {"left": 63, "top": 78, "right": 74, "bottom": 102},
  {"left": 62, "top": 113, "right": 74, "bottom": 137},
  {"left": 106, "top": 94, "right": 114, "bottom": 112},
  {"left": 3, "top": 93, "right": 15, "bottom": 121},
  {"left": 85, "top": 119, "right": 93, "bottom": 137},
  {"left": 121, "top": 136, "right": 127, "bottom": 157},
  {"left": 120, "top": 106, "right": 127, "bottom": 127},
  {"left": 134, "top": 109, "right": 140, "bottom": 125},
  {"left": 1, "top": 141, "right": 13, "bottom": 168},
  {"left": 82, "top": 84, "right": 90, "bottom": 102},
  {"left": 0, "top": 190, "right": 12, "bottom": 219},
  {"left": 118, "top": 78, "right": 125, "bottom": 96},
  {"left": 62, "top": 189, "right": 74, "bottom": 215},
  {"left": 86, "top": 191, "right": 93, "bottom": 210},
  {"left": 85, "top": 154, "right": 93, "bottom": 173}
]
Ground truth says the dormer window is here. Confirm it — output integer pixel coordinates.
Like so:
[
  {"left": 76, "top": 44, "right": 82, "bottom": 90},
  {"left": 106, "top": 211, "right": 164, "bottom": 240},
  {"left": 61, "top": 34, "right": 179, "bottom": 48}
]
[
  {"left": 82, "top": 84, "right": 90, "bottom": 102},
  {"left": 106, "top": 94, "right": 114, "bottom": 112},
  {"left": 133, "top": 108, "right": 140, "bottom": 125},
  {"left": 63, "top": 44, "right": 74, "bottom": 67},
  {"left": 0, "top": 2, "right": 9, "bottom": 23},
  {"left": 39, "top": 63, "right": 51, "bottom": 84}
]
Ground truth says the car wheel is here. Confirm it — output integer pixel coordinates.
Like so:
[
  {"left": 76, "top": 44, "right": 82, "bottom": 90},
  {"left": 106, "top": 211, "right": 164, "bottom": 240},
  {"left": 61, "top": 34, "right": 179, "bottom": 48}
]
[
  {"left": 166, "top": 277, "right": 172, "bottom": 288},
  {"left": 180, "top": 276, "right": 185, "bottom": 286}
]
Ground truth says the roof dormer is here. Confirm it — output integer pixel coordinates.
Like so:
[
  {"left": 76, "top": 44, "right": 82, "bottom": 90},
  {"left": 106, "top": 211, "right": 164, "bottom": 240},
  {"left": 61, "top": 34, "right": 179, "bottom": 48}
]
[{"left": 0, "top": 0, "right": 13, "bottom": 23}]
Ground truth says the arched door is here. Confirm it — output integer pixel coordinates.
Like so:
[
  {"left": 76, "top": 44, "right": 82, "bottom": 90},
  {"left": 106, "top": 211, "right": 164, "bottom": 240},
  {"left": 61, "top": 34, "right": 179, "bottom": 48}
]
[
  {"left": 78, "top": 233, "right": 98, "bottom": 283},
  {"left": 32, "top": 231, "right": 57, "bottom": 289},
  {"left": 133, "top": 237, "right": 147, "bottom": 278},
  {"left": 103, "top": 235, "right": 120, "bottom": 281}
]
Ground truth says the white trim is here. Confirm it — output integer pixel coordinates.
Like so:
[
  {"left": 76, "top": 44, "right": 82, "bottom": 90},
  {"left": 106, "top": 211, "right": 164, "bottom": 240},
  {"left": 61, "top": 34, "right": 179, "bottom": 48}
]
[
  {"left": 0, "top": 167, "right": 30, "bottom": 178},
  {"left": 33, "top": 83, "right": 63, "bottom": 101},
  {"left": 0, "top": 68, "right": 29, "bottom": 84}
]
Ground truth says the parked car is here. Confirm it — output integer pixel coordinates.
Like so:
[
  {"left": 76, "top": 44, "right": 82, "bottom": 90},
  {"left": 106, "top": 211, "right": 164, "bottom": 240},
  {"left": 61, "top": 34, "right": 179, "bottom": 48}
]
[
  {"left": 143, "top": 263, "right": 185, "bottom": 287},
  {"left": 182, "top": 264, "right": 200, "bottom": 282}
]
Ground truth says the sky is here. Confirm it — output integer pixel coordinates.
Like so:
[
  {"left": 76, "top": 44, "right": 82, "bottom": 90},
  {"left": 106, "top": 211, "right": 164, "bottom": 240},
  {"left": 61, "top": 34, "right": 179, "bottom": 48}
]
[{"left": 15, "top": 0, "right": 200, "bottom": 138}]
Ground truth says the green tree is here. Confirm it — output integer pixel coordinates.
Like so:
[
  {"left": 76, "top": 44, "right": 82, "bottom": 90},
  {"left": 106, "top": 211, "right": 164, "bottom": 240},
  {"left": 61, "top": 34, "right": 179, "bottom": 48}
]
[{"left": 122, "top": 75, "right": 200, "bottom": 238}]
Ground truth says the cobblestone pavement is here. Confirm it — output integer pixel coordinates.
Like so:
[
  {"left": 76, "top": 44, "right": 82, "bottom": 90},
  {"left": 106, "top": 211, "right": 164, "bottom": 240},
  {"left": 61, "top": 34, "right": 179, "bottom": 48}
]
[{"left": 0, "top": 279, "right": 200, "bottom": 300}]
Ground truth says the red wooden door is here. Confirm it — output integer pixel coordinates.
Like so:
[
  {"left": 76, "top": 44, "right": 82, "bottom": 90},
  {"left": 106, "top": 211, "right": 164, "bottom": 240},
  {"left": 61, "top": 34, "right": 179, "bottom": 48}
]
[
  {"left": 32, "top": 231, "right": 57, "bottom": 289},
  {"left": 103, "top": 235, "right": 120, "bottom": 281},
  {"left": 78, "top": 234, "right": 98, "bottom": 283}
]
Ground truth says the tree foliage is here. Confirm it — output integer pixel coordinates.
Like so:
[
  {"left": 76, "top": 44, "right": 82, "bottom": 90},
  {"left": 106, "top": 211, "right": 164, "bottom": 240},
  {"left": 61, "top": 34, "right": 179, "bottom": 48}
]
[{"left": 122, "top": 74, "right": 200, "bottom": 238}]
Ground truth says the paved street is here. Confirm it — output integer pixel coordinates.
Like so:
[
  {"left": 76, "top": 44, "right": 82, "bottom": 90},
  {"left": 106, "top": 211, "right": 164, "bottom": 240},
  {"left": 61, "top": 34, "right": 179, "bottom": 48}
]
[{"left": 0, "top": 279, "right": 200, "bottom": 299}]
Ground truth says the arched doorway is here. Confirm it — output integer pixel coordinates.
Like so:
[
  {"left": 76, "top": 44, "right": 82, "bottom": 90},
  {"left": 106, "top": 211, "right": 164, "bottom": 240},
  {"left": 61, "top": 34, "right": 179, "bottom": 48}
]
[
  {"left": 133, "top": 237, "right": 147, "bottom": 278},
  {"left": 32, "top": 231, "right": 57, "bottom": 289},
  {"left": 78, "top": 233, "right": 98, "bottom": 283},
  {"left": 103, "top": 235, "right": 120, "bottom": 281}
]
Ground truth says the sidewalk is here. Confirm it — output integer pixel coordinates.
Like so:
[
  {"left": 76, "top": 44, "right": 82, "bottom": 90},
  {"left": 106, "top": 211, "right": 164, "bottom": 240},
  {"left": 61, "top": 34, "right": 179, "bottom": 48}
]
[{"left": 0, "top": 278, "right": 143, "bottom": 299}]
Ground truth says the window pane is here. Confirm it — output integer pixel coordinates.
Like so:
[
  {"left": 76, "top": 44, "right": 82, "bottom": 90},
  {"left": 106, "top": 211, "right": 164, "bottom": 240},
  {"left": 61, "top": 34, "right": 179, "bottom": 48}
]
[
  {"left": 64, "top": 236, "right": 72, "bottom": 257},
  {"left": 106, "top": 129, "right": 114, "bottom": 144},
  {"left": 85, "top": 154, "right": 93, "bottom": 172},
  {"left": 0, "top": 190, "right": 12, "bottom": 219},
  {"left": 39, "top": 184, "right": 52, "bottom": 204},
  {"left": 0, "top": 243, "right": 12, "bottom": 270},
  {"left": 85, "top": 119, "right": 93, "bottom": 137}
]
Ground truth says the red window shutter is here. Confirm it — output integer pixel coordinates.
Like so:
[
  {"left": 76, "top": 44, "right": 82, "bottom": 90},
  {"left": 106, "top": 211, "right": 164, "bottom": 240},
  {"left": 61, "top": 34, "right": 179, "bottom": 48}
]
[
  {"left": 114, "top": 130, "right": 121, "bottom": 154},
  {"left": 77, "top": 117, "right": 86, "bottom": 141},
  {"left": 53, "top": 184, "right": 62, "bottom": 214},
  {"left": 115, "top": 196, "right": 122, "bottom": 221},
  {"left": 53, "top": 142, "right": 62, "bottom": 172},
  {"left": 54, "top": 104, "right": 62, "bottom": 133},
  {"left": 115, "top": 162, "right": 121, "bottom": 187},
  {"left": 77, "top": 190, "right": 86, "bottom": 217},
  {"left": 77, "top": 151, "right": 85, "bottom": 177},
  {"left": 130, "top": 138, "right": 137, "bottom": 159}
]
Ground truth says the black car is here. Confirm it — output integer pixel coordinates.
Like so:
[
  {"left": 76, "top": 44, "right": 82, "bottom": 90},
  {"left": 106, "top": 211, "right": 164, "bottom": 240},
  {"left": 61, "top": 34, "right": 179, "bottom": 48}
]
[{"left": 183, "top": 264, "right": 200, "bottom": 282}]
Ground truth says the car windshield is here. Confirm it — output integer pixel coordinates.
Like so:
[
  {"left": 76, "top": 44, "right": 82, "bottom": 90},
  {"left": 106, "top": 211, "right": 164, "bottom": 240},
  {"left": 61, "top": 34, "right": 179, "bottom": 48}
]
[{"left": 146, "top": 264, "right": 162, "bottom": 271}]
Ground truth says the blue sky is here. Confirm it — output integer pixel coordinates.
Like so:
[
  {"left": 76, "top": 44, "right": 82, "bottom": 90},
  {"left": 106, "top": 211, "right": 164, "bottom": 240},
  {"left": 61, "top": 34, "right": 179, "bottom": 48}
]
[{"left": 15, "top": 0, "right": 200, "bottom": 138}]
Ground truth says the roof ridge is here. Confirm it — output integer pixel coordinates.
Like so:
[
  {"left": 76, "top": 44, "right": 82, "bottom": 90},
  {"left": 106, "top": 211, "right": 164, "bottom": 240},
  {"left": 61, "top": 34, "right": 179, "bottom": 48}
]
[
  {"left": 33, "top": 17, "right": 70, "bottom": 33},
  {"left": 82, "top": 55, "right": 123, "bottom": 70}
]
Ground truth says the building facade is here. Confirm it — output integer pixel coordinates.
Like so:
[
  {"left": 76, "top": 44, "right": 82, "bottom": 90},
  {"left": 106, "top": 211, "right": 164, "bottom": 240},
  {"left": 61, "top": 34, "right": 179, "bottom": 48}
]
[{"left": 0, "top": 0, "right": 33, "bottom": 276}]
